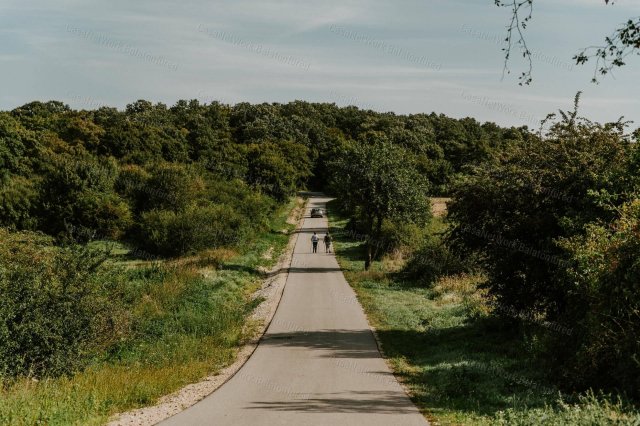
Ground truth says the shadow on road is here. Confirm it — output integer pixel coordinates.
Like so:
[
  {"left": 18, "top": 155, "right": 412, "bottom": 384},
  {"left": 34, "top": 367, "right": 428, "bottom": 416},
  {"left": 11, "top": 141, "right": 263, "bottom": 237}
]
[
  {"left": 261, "top": 329, "right": 381, "bottom": 359},
  {"left": 247, "top": 391, "right": 418, "bottom": 414},
  {"left": 220, "top": 264, "right": 343, "bottom": 277},
  {"left": 287, "top": 267, "right": 343, "bottom": 273}
]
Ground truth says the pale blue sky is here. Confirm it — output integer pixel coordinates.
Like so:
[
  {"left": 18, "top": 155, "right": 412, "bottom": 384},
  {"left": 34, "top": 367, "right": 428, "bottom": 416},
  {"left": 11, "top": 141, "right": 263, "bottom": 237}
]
[{"left": 1, "top": 0, "right": 639, "bottom": 127}]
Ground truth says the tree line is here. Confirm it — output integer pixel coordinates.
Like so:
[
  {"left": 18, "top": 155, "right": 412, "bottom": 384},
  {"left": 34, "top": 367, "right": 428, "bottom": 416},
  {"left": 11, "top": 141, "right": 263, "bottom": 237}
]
[{"left": 0, "top": 98, "right": 525, "bottom": 254}]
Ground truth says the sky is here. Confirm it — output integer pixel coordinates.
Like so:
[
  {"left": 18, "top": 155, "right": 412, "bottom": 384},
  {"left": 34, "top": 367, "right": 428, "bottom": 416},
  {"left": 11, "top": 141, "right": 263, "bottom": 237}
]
[{"left": 1, "top": 0, "right": 639, "bottom": 128}]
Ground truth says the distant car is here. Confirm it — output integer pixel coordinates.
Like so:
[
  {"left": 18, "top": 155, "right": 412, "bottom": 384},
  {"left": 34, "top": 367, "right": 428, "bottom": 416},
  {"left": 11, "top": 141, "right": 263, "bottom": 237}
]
[{"left": 310, "top": 208, "right": 324, "bottom": 218}]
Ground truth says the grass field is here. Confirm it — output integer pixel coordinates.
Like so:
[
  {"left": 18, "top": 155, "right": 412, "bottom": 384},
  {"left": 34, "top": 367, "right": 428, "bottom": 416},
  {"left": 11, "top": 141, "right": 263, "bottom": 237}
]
[
  {"left": 328, "top": 202, "right": 640, "bottom": 426},
  {"left": 0, "top": 197, "right": 304, "bottom": 426}
]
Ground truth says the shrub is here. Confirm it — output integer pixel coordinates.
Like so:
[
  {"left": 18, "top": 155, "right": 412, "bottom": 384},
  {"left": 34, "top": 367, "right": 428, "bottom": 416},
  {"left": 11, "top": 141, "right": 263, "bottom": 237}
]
[
  {"left": 557, "top": 200, "right": 640, "bottom": 398},
  {"left": 0, "top": 175, "right": 38, "bottom": 230},
  {"left": 448, "top": 103, "right": 635, "bottom": 320},
  {"left": 144, "top": 163, "right": 205, "bottom": 212},
  {"left": 447, "top": 98, "right": 640, "bottom": 397},
  {"left": 404, "top": 235, "right": 467, "bottom": 285},
  {"left": 0, "top": 229, "right": 124, "bottom": 379},
  {"left": 203, "top": 177, "right": 275, "bottom": 232},
  {"left": 138, "top": 204, "right": 247, "bottom": 256},
  {"left": 114, "top": 164, "right": 151, "bottom": 214},
  {"left": 377, "top": 221, "right": 427, "bottom": 255},
  {"left": 38, "top": 153, "right": 132, "bottom": 239},
  {"left": 72, "top": 191, "right": 133, "bottom": 240}
]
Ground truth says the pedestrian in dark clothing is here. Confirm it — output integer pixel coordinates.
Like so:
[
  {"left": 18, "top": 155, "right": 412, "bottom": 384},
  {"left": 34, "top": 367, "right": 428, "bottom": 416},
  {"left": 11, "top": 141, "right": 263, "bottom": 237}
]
[{"left": 324, "top": 233, "right": 332, "bottom": 253}]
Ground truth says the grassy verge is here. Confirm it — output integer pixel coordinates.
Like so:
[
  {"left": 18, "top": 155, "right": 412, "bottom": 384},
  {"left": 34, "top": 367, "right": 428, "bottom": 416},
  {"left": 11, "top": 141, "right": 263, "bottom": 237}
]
[
  {"left": 328, "top": 201, "right": 640, "bottom": 425},
  {"left": 0, "top": 197, "right": 304, "bottom": 426}
]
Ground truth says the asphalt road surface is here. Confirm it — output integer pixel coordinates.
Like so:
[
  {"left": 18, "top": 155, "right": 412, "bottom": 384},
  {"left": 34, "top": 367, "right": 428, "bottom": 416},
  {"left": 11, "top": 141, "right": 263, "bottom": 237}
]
[{"left": 162, "top": 195, "right": 428, "bottom": 426}]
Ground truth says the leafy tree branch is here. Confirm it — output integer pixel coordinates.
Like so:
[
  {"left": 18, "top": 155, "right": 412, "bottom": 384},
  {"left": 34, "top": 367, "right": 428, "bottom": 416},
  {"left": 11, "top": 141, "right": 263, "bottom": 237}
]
[{"left": 496, "top": 0, "right": 639, "bottom": 84}]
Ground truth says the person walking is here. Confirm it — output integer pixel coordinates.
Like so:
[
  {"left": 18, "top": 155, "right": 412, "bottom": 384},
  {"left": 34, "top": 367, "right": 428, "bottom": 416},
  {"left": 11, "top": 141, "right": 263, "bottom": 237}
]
[
  {"left": 323, "top": 233, "right": 332, "bottom": 253},
  {"left": 311, "top": 232, "right": 319, "bottom": 253}
]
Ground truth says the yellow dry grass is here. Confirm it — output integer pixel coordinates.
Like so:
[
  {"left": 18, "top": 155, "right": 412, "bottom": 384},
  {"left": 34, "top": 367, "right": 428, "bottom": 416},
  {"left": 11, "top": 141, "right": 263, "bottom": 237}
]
[{"left": 430, "top": 197, "right": 451, "bottom": 217}]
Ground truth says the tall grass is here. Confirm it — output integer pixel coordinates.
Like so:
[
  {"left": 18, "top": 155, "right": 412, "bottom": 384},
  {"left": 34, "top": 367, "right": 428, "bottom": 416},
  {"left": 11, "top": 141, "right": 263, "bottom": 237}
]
[{"left": 494, "top": 392, "right": 640, "bottom": 426}]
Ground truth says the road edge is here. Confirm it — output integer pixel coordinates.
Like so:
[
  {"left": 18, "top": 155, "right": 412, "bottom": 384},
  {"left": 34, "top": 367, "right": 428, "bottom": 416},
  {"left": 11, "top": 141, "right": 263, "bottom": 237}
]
[{"left": 108, "top": 197, "right": 308, "bottom": 426}]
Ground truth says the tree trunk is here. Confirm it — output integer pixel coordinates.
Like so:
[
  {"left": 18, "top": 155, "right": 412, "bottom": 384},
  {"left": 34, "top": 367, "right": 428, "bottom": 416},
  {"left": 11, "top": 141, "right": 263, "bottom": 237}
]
[
  {"left": 365, "top": 242, "right": 372, "bottom": 270},
  {"left": 373, "top": 215, "right": 383, "bottom": 261},
  {"left": 364, "top": 213, "right": 375, "bottom": 270},
  {"left": 365, "top": 215, "right": 383, "bottom": 271}
]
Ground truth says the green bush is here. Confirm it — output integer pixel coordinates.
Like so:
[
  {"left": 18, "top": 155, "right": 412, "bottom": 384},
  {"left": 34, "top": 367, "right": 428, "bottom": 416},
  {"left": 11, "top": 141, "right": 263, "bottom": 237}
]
[
  {"left": 0, "top": 175, "right": 38, "bottom": 230},
  {"left": 121, "top": 166, "right": 275, "bottom": 256},
  {"left": 448, "top": 106, "right": 635, "bottom": 318},
  {"left": 203, "top": 177, "right": 275, "bottom": 230},
  {"left": 557, "top": 200, "right": 640, "bottom": 398},
  {"left": 403, "top": 235, "right": 467, "bottom": 285},
  {"left": 138, "top": 204, "right": 247, "bottom": 256},
  {"left": 144, "top": 163, "right": 205, "bottom": 212},
  {"left": 38, "top": 153, "right": 132, "bottom": 239},
  {"left": 72, "top": 191, "right": 133, "bottom": 240},
  {"left": 377, "top": 220, "right": 428, "bottom": 255},
  {"left": 447, "top": 100, "right": 640, "bottom": 397},
  {"left": 114, "top": 164, "right": 151, "bottom": 214},
  {"left": 0, "top": 229, "right": 123, "bottom": 379}
]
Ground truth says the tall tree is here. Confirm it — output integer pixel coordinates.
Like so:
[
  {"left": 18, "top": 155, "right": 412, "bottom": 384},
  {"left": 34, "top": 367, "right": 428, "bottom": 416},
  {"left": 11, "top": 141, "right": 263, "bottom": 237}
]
[{"left": 330, "top": 133, "right": 431, "bottom": 269}]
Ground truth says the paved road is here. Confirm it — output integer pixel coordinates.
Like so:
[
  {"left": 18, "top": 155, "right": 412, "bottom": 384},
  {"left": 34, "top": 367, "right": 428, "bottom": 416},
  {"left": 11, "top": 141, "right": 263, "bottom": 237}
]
[{"left": 162, "top": 195, "right": 427, "bottom": 426}]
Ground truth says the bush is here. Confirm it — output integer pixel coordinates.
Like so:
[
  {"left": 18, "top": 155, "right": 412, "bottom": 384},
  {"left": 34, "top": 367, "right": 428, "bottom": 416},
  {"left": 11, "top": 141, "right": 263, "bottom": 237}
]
[
  {"left": 448, "top": 105, "right": 635, "bottom": 319},
  {"left": 557, "top": 200, "right": 640, "bottom": 398},
  {"left": 0, "top": 229, "right": 124, "bottom": 379},
  {"left": 144, "top": 163, "right": 205, "bottom": 212},
  {"left": 203, "top": 177, "right": 275, "bottom": 232},
  {"left": 138, "top": 204, "right": 247, "bottom": 256},
  {"left": 38, "top": 153, "right": 132, "bottom": 239},
  {"left": 447, "top": 99, "right": 640, "bottom": 397},
  {"left": 0, "top": 176, "right": 38, "bottom": 230},
  {"left": 114, "top": 164, "right": 151, "bottom": 214},
  {"left": 72, "top": 191, "right": 133, "bottom": 240},
  {"left": 377, "top": 221, "right": 427, "bottom": 255},
  {"left": 404, "top": 235, "right": 467, "bottom": 285}
]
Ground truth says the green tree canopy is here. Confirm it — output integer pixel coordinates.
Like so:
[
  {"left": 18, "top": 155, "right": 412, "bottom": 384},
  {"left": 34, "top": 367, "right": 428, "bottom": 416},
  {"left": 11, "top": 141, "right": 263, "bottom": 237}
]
[{"left": 330, "top": 133, "right": 431, "bottom": 269}]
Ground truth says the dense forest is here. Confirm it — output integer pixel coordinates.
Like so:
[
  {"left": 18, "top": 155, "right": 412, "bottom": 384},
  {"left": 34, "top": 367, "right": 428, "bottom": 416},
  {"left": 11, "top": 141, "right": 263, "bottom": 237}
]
[
  {"left": 1, "top": 97, "right": 639, "bottom": 417},
  {"left": 0, "top": 99, "right": 526, "bottom": 248}
]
